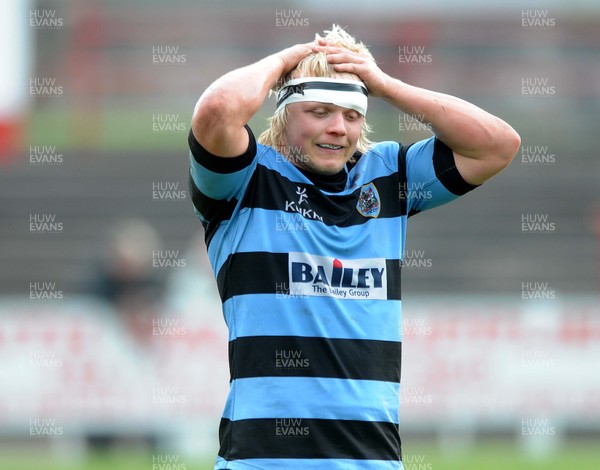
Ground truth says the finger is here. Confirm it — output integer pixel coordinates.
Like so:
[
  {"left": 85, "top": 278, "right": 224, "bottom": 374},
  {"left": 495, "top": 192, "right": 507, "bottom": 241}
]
[
  {"left": 330, "top": 62, "right": 365, "bottom": 76},
  {"left": 325, "top": 52, "right": 365, "bottom": 65},
  {"left": 311, "top": 44, "right": 352, "bottom": 56},
  {"left": 318, "top": 45, "right": 350, "bottom": 56}
]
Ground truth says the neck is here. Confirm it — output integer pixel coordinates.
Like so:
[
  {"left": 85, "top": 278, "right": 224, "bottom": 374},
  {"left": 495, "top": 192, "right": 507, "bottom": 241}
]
[{"left": 297, "top": 165, "right": 347, "bottom": 193}]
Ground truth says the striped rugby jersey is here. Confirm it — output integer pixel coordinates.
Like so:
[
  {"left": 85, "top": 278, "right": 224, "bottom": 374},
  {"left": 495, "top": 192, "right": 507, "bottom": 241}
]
[{"left": 188, "top": 126, "right": 476, "bottom": 469}]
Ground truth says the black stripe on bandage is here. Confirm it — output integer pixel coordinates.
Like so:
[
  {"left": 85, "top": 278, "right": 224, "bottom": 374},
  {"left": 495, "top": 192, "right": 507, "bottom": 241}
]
[{"left": 276, "top": 81, "right": 368, "bottom": 108}]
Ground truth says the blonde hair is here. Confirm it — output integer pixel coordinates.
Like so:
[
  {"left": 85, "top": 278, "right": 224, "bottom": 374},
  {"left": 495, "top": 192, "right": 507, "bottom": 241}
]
[{"left": 258, "top": 25, "right": 374, "bottom": 155}]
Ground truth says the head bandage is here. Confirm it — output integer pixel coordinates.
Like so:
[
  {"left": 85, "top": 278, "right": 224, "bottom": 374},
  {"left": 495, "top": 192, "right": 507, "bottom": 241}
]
[{"left": 276, "top": 77, "right": 368, "bottom": 116}]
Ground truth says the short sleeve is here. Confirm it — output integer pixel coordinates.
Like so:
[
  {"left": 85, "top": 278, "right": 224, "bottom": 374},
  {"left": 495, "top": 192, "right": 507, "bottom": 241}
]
[
  {"left": 401, "top": 136, "right": 479, "bottom": 216},
  {"left": 187, "top": 126, "right": 257, "bottom": 236}
]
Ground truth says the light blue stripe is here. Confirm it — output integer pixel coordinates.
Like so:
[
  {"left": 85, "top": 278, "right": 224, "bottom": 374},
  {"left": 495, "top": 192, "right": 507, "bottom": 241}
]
[
  {"left": 255, "top": 145, "right": 316, "bottom": 186},
  {"left": 208, "top": 206, "right": 255, "bottom": 276},
  {"left": 224, "top": 377, "right": 399, "bottom": 424},
  {"left": 412, "top": 178, "right": 459, "bottom": 213},
  {"left": 189, "top": 151, "right": 258, "bottom": 201},
  {"left": 207, "top": 220, "right": 235, "bottom": 276},
  {"left": 215, "top": 456, "right": 404, "bottom": 469},
  {"left": 352, "top": 141, "right": 401, "bottom": 183},
  {"left": 224, "top": 295, "right": 402, "bottom": 342},
  {"left": 404, "top": 136, "right": 459, "bottom": 213}
]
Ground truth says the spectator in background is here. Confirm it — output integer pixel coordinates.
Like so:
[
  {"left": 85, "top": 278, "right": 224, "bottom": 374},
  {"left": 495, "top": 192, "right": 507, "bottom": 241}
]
[{"left": 88, "top": 218, "right": 162, "bottom": 342}]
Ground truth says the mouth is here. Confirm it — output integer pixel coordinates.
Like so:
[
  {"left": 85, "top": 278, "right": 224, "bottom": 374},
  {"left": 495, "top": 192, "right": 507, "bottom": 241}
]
[{"left": 316, "top": 144, "right": 345, "bottom": 150}]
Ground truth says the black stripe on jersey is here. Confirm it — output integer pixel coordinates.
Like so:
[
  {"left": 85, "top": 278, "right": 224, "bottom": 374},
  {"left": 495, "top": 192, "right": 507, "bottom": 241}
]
[
  {"left": 218, "top": 417, "right": 401, "bottom": 461},
  {"left": 230, "top": 336, "right": 401, "bottom": 382},
  {"left": 397, "top": 143, "right": 410, "bottom": 217},
  {"left": 216, "top": 252, "right": 402, "bottom": 302},
  {"left": 386, "top": 258, "right": 402, "bottom": 297},
  {"left": 240, "top": 165, "right": 405, "bottom": 227},
  {"left": 216, "top": 251, "right": 288, "bottom": 301},
  {"left": 432, "top": 138, "right": 480, "bottom": 195},
  {"left": 188, "top": 126, "right": 256, "bottom": 174},
  {"left": 188, "top": 173, "right": 238, "bottom": 247}
]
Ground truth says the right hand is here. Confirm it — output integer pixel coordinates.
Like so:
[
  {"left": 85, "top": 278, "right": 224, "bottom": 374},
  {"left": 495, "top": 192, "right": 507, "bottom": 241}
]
[{"left": 274, "top": 42, "right": 317, "bottom": 84}]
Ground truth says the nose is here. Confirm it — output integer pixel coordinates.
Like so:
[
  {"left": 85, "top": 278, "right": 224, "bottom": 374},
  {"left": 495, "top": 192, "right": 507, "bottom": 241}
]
[{"left": 325, "top": 112, "right": 347, "bottom": 136}]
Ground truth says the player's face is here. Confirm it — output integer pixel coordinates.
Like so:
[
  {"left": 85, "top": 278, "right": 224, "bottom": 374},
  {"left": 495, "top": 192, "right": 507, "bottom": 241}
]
[{"left": 281, "top": 101, "right": 364, "bottom": 175}]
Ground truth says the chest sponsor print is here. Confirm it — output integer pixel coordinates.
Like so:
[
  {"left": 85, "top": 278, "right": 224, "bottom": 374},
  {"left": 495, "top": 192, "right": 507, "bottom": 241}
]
[{"left": 289, "top": 252, "right": 388, "bottom": 300}]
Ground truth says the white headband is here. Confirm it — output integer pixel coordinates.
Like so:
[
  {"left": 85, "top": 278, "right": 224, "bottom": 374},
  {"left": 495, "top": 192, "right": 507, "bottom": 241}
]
[{"left": 276, "top": 77, "right": 369, "bottom": 116}]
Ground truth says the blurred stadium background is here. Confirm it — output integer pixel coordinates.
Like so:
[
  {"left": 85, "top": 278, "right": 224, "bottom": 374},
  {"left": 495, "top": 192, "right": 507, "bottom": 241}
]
[{"left": 1, "top": 0, "right": 599, "bottom": 469}]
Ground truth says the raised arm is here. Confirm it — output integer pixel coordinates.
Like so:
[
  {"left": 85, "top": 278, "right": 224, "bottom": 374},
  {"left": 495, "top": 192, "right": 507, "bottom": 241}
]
[
  {"left": 378, "top": 82, "right": 521, "bottom": 185},
  {"left": 315, "top": 41, "right": 521, "bottom": 185},
  {"left": 192, "top": 43, "right": 314, "bottom": 158}
]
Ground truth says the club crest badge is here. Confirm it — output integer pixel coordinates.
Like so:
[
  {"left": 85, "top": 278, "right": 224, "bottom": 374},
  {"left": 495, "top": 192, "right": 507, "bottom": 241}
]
[{"left": 356, "top": 182, "right": 381, "bottom": 218}]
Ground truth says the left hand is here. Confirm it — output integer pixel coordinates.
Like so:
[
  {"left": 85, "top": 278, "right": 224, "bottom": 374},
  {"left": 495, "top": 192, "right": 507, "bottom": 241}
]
[{"left": 311, "top": 39, "right": 392, "bottom": 97}]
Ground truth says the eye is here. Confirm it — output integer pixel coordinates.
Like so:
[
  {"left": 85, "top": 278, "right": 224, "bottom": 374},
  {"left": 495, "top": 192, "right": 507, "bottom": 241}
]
[
  {"left": 344, "top": 111, "right": 360, "bottom": 122},
  {"left": 310, "top": 108, "right": 328, "bottom": 117}
]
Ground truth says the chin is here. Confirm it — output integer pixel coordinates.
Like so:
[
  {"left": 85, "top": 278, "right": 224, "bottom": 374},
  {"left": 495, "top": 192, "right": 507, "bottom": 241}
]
[{"left": 304, "top": 160, "right": 346, "bottom": 176}]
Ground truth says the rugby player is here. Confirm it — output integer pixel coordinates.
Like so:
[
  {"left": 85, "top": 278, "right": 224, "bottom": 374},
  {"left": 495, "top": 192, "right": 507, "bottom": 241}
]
[{"left": 188, "top": 25, "right": 520, "bottom": 470}]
